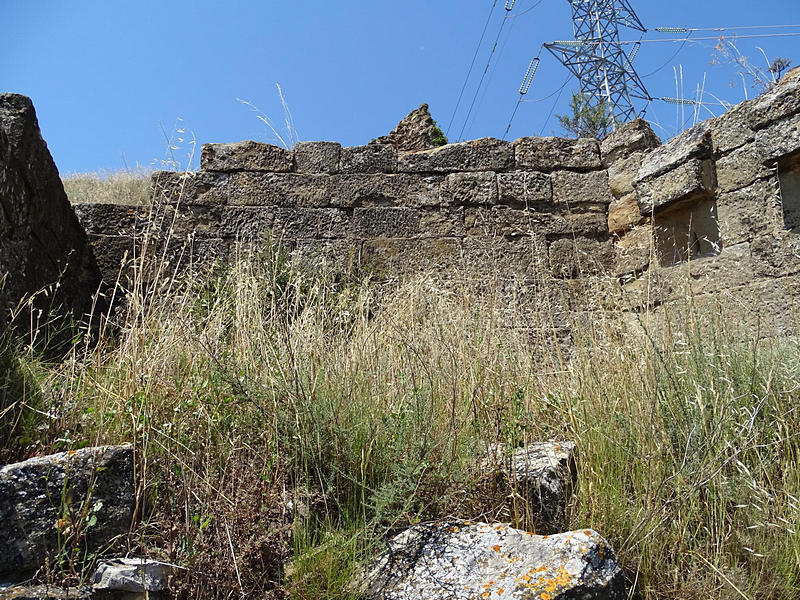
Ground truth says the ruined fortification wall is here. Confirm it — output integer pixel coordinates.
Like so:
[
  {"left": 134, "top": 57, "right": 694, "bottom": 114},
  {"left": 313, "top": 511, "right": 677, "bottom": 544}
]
[{"left": 74, "top": 71, "right": 800, "bottom": 335}]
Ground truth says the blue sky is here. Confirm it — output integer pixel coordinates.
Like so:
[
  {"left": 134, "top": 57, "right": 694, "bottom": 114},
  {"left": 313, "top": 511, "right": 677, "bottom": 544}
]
[{"left": 3, "top": 1, "right": 798, "bottom": 174}]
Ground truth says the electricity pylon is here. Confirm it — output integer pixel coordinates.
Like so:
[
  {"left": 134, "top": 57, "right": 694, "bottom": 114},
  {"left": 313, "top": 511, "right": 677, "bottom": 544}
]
[{"left": 544, "top": 0, "right": 651, "bottom": 125}]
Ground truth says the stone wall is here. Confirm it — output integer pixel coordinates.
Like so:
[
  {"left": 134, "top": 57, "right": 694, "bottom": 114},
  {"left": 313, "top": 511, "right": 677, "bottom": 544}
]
[{"left": 74, "top": 71, "right": 800, "bottom": 336}]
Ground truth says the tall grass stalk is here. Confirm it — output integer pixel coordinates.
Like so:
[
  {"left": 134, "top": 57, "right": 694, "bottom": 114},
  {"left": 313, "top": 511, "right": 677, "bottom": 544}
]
[{"left": 14, "top": 231, "right": 800, "bottom": 598}]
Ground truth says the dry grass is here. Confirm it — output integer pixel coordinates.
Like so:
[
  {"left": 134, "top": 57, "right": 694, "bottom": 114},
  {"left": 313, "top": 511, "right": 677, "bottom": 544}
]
[
  {"left": 4, "top": 225, "right": 799, "bottom": 598},
  {"left": 62, "top": 168, "right": 153, "bottom": 205}
]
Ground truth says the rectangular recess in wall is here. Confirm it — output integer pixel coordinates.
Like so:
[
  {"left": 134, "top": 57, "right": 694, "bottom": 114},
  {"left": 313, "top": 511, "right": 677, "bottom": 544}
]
[
  {"left": 779, "top": 153, "right": 800, "bottom": 232},
  {"left": 654, "top": 197, "right": 721, "bottom": 267}
]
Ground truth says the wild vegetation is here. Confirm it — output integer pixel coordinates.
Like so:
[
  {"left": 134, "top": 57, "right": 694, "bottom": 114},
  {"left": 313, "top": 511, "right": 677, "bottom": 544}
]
[
  {"left": 3, "top": 176, "right": 799, "bottom": 600},
  {"left": 62, "top": 168, "right": 153, "bottom": 205}
]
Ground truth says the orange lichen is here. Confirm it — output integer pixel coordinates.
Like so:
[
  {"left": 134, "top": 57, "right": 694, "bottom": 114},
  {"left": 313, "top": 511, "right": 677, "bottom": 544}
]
[{"left": 491, "top": 545, "right": 502, "bottom": 553}]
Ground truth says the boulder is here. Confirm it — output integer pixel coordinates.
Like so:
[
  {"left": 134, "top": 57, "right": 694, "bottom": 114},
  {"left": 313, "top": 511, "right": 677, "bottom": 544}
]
[
  {"left": 0, "top": 445, "right": 134, "bottom": 581},
  {"left": 0, "top": 93, "right": 102, "bottom": 336},
  {"left": 363, "top": 522, "right": 624, "bottom": 600},
  {"left": 481, "top": 442, "right": 577, "bottom": 534},
  {"left": 92, "top": 558, "right": 171, "bottom": 595},
  {"left": 371, "top": 104, "right": 443, "bottom": 152}
]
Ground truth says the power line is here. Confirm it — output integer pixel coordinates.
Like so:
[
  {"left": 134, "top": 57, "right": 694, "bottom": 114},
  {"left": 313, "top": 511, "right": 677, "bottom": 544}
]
[
  {"left": 446, "top": 0, "right": 498, "bottom": 137},
  {"left": 457, "top": 1, "right": 518, "bottom": 141},
  {"left": 655, "top": 23, "right": 800, "bottom": 33}
]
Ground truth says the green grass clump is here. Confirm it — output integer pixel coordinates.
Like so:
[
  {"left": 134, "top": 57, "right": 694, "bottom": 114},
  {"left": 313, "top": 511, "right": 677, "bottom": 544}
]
[
  {"left": 12, "top": 241, "right": 800, "bottom": 599},
  {"left": 62, "top": 168, "right": 153, "bottom": 205}
]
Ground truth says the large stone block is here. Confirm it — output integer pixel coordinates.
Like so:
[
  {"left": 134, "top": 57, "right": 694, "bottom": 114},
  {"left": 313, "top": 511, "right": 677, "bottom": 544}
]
[
  {"left": 549, "top": 236, "right": 614, "bottom": 278},
  {"left": 710, "top": 102, "right": 755, "bottom": 155},
  {"left": 201, "top": 141, "right": 294, "bottom": 172},
  {"left": 755, "top": 112, "right": 800, "bottom": 163},
  {"left": 440, "top": 171, "right": 497, "bottom": 206},
  {"left": 418, "top": 208, "right": 465, "bottom": 237},
  {"left": 0, "top": 93, "right": 103, "bottom": 334},
  {"left": 551, "top": 170, "right": 615, "bottom": 205},
  {"left": 636, "top": 158, "right": 716, "bottom": 215},
  {"left": 514, "top": 137, "right": 601, "bottom": 172},
  {"left": 465, "top": 206, "right": 536, "bottom": 237},
  {"left": 362, "top": 522, "right": 624, "bottom": 600},
  {"left": 73, "top": 203, "right": 146, "bottom": 238},
  {"left": 274, "top": 207, "right": 351, "bottom": 239},
  {"left": 353, "top": 207, "right": 420, "bottom": 238},
  {"left": 151, "top": 170, "right": 230, "bottom": 206},
  {"left": 614, "top": 225, "right": 652, "bottom": 277},
  {"left": 600, "top": 118, "right": 661, "bottom": 165},
  {"left": 717, "top": 179, "right": 781, "bottom": 245},
  {"left": 608, "top": 193, "right": 646, "bottom": 235},
  {"left": 0, "top": 446, "right": 134, "bottom": 581},
  {"left": 294, "top": 141, "right": 341, "bottom": 174},
  {"left": 293, "top": 238, "right": 359, "bottom": 272},
  {"left": 360, "top": 237, "right": 462, "bottom": 276},
  {"left": 226, "top": 172, "right": 329, "bottom": 207},
  {"left": 607, "top": 152, "right": 644, "bottom": 198},
  {"left": 636, "top": 124, "right": 712, "bottom": 182},
  {"left": 340, "top": 144, "right": 397, "bottom": 174},
  {"left": 397, "top": 138, "right": 513, "bottom": 173},
  {"left": 497, "top": 171, "right": 552, "bottom": 206},
  {"left": 218, "top": 206, "right": 275, "bottom": 240},
  {"left": 715, "top": 143, "right": 772, "bottom": 192},
  {"left": 751, "top": 230, "right": 800, "bottom": 277},
  {"left": 746, "top": 73, "right": 800, "bottom": 130},
  {"left": 545, "top": 209, "right": 609, "bottom": 238},
  {"left": 328, "top": 174, "right": 442, "bottom": 208}
]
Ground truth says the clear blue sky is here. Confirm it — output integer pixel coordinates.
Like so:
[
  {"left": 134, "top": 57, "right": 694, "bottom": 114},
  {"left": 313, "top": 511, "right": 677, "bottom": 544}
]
[{"left": 3, "top": 0, "right": 798, "bottom": 174}]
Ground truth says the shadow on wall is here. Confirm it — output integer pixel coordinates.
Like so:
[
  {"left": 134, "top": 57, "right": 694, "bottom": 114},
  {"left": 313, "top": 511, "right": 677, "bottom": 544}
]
[
  {"left": 654, "top": 198, "right": 720, "bottom": 267},
  {"left": 779, "top": 151, "right": 800, "bottom": 231}
]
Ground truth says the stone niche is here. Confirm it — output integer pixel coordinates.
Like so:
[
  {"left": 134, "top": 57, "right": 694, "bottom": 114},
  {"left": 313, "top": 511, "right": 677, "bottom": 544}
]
[
  {"left": 779, "top": 151, "right": 800, "bottom": 231},
  {"left": 653, "top": 197, "right": 720, "bottom": 267}
]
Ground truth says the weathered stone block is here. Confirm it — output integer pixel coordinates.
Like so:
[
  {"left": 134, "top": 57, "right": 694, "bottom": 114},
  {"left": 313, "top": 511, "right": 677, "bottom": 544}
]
[
  {"left": 227, "top": 172, "right": 329, "bottom": 207},
  {"left": 636, "top": 158, "right": 716, "bottom": 215},
  {"left": 294, "top": 141, "right": 341, "bottom": 174},
  {"left": 514, "top": 136, "right": 601, "bottom": 172},
  {"left": 419, "top": 208, "right": 465, "bottom": 237},
  {"left": 440, "top": 171, "right": 497, "bottom": 206},
  {"left": 637, "top": 124, "right": 712, "bottom": 182},
  {"left": 710, "top": 102, "right": 755, "bottom": 155},
  {"left": 218, "top": 206, "right": 275, "bottom": 240},
  {"left": 274, "top": 207, "right": 350, "bottom": 239},
  {"left": 465, "top": 206, "right": 537, "bottom": 237},
  {"left": 340, "top": 144, "right": 398, "bottom": 174},
  {"left": 607, "top": 152, "right": 643, "bottom": 198},
  {"left": 755, "top": 112, "right": 800, "bottom": 163},
  {"left": 370, "top": 103, "right": 440, "bottom": 152},
  {"left": 551, "top": 170, "right": 615, "bottom": 205},
  {"left": 397, "top": 138, "right": 513, "bottom": 173},
  {"left": 353, "top": 207, "right": 420, "bottom": 238},
  {"left": 362, "top": 523, "right": 624, "bottom": 600},
  {"left": 92, "top": 558, "right": 171, "bottom": 593},
  {"left": 293, "top": 238, "right": 359, "bottom": 272},
  {"left": 545, "top": 209, "right": 609, "bottom": 238},
  {"left": 0, "top": 446, "right": 134, "bottom": 581},
  {"left": 715, "top": 143, "right": 772, "bottom": 192},
  {"left": 151, "top": 171, "right": 229, "bottom": 206},
  {"left": 600, "top": 118, "right": 661, "bottom": 165},
  {"left": 615, "top": 225, "right": 652, "bottom": 276},
  {"left": 201, "top": 141, "right": 294, "bottom": 172},
  {"left": 608, "top": 193, "right": 646, "bottom": 235},
  {"left": 746, "top": 74, "right": 800, "bottom": 130},
  {"left": 751, "top": 231, "right": 800, "bottom": 277},
  {"left": 73, "top": 203, "right": 146, "bottom": 238},
  {"left": 497, "top": 171, "right": 552, "bottom": 206},
  {"left": 549, "top": 236, "right": 614, "bottom": 278},
  {"left": 360, "top": 237, "right": 462, "bottom": 275},
  {"left": 328, "top": 174, "right": 441, "bottom": 208},
  {"left": 717, "top": 179, "right": 781, "bottom": 245}
]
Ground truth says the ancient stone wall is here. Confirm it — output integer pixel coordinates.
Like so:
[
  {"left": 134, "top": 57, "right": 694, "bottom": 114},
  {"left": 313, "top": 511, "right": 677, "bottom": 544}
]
[{"left": 74, "top": 71, "right": 800, "bottom": 336}]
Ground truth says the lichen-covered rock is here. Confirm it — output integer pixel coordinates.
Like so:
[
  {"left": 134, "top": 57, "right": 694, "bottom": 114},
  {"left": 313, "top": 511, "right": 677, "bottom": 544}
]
[
  {"left": 600, "top": 119, "right": 661, "bottom": 166},
  {"left": 755, "top": 112, "right": 800, "bottom": 163},
  {"left": 0, "top": 445, "right": 134, "bottom": 581},
  {"left": 92, "top": 558, "right": 171, "bottom": 593},
  {"left": 514, "top": 137, "right": 601, "bottom": 172},
  {"left": 397, "top": 138, "right": 513, "bottom": 174},
  {"left": 200, "top": 140, "right": 294, "bottom": 172},
  {"left": 482, "top": 442, "right": 577, "bottom": 533},
  {"left": 636, "top": 158, "right": 716, "bottom": 215},
  {"left": 0, "top": 93, "right": 102, "bottom": 334},
  {"left": 441, "top": 171, "right": 498, "bottom": 206},
  {"left": 371, "top": 104, "right": 442, "bottom": 152},
  {"left": 0, "top": 585, "right": 91, "bottom": 599},
  {"left": 363, "top": 522, "right": 624, "bottom": 600}
]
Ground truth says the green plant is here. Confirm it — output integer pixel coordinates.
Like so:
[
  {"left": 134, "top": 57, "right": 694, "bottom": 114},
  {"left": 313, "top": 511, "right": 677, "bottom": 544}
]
[
  {"left": 557, "top": 92, "right": 618, "bottom": 139},
  {"left": 431, "top": 121, "right": 448, "bottom": 147}
]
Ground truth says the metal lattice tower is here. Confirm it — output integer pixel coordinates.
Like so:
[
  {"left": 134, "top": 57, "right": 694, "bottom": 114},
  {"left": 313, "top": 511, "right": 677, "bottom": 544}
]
[{"left": 544, "top": 0, "right": 650, "bottom": 125}]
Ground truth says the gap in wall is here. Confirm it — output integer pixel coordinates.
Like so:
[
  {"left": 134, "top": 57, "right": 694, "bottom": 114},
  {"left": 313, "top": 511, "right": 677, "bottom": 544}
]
[
  {"left": 779, "top": 152, "right": 800, "bottom": 232},
  {"left": 654, "top": 196, "right": 720, "bottom": 267}
]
